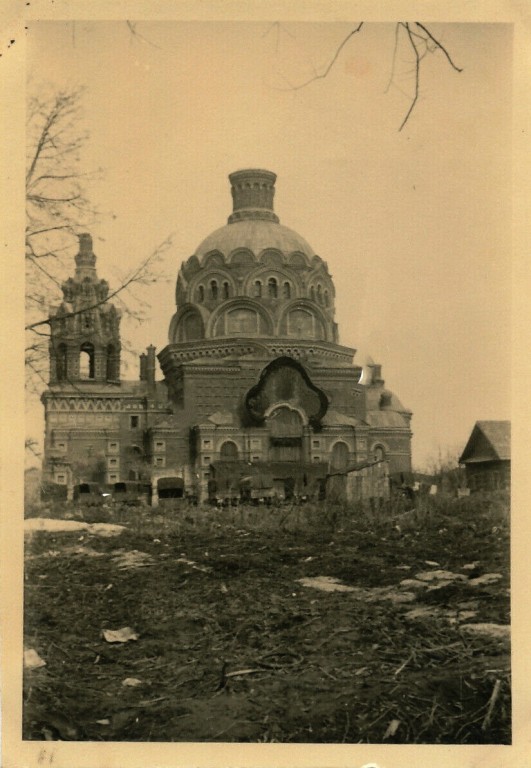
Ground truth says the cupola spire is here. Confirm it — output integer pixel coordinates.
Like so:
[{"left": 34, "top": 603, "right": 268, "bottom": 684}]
[
  {"left": 74, "top": 232, "right": 98, "bottom": 281},
  {"left": 228, "top": 169, "right": 280, "bottom": 224}
]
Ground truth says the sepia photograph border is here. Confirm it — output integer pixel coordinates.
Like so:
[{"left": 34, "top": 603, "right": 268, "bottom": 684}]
[{"left": 2, "top": 1, "right": 530, "bottom": 767}]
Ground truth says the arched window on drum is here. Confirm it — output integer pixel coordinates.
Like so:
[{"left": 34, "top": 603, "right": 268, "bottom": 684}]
[
  {"left": 268, "top": 277, "right": 278, "bottom": 298},
  {"left": 181, "top": 312, "right": 204, "bottom": 341},
  {"left": 287, "top": 308, "right": 325, "bottom": 340}
]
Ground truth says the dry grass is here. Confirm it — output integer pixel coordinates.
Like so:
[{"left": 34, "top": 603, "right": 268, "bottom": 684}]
[{"left": 24, "top": 491, "right": 510, "bottom": 743}]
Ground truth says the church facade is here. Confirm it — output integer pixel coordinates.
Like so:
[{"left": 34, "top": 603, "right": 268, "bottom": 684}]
[{"left": 41, "top": 170, "right": 412, "bottom": 502}]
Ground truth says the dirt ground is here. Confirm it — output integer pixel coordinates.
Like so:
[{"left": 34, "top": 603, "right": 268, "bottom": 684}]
[{"left": 23, "top": 493, "right": 510, "bottom": 744}]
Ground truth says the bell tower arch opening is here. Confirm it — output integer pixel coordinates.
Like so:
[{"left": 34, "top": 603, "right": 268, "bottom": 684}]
[{"left": 80, "top": 342, "right": 95, "bottom": 380}]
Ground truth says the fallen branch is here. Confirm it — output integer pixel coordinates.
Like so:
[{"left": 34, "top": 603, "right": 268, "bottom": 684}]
[
  {"left": 482, "top": 678, "right": 502, "bottom": 731},
  {"left": 225, "top": 668, "right": 264, "bottom": 678}
]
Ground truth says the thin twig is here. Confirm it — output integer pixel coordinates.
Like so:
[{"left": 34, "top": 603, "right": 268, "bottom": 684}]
[
  {"left": 126, "top": 21, "right": 161, "bottom": 49},
  {"left": 394, "top": 651, "right": 414, "bottom": 676},
  {"left": 287, "top": 23, "right": 364, "bottom": 90},
  {"left": 25, "top": 234, "right": 172, "bottom": 332},
  {"left": 481, "top": 678, "right": 502, "bottom": 731},
  {"left": 384, "top": 21, "right": 402, "bottom": 94},
  {"left": 415, "top": 23, "right": 463, "bottom": 71},
  {"left": 342, "top": 708, "right": 350, "bottom": 743},
  {"left": 399, "top": 23, "right": 421, "bottom": 131}
]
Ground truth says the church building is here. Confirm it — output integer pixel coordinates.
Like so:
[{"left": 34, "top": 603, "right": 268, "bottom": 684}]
[{"left": 41, "top": 170, "right": 412, "bottom": 501}]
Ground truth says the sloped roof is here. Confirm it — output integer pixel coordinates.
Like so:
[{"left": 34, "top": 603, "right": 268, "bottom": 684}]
[
  {"left": 459, "top": 420, "right": 511, "bottom": 463},
  {"left": 152, "top": 413, "right": 183, "bottom": 430},
  {"left": 365, "top": 410, "right": 410, "bottom": 429},
  {"left": 206, "top": 410, "right": 236, "bottom": 426},
  {"left": 321, "top": 409, "right": 363, "bottom": 428}
]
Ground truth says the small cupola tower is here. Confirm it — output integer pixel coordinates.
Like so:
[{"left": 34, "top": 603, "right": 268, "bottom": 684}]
[{"left": 48, "top": 233, "right": 122, "bottom": 384}]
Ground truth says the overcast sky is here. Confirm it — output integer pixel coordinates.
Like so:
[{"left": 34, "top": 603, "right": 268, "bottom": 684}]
[{"left": 26, "top": 20, "right": 512, "bottom": 469}]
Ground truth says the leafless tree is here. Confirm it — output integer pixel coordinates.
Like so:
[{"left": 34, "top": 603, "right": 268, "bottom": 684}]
[
  {"left": 25, "top": 86, "right": 171, "bottom": 428},
  {"left": 269, "top": 22, "right": 462, "bottom": 130}
]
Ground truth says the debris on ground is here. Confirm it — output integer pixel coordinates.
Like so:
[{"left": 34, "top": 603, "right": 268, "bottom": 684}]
[
  {"left": 25, "top": 518, "right": 125, "bottom": 537},
  {"left": 24, "top": 648, "right": 46, "bottom": 669},
  {"left": 460, "top": 623, "right": 510, "bottom": 640},
  {"left": 414, "top": 570, "right": 468, "bottom": 583},
  {"left": 111, "top": 550, "right": 155, "bottom": 570},
  {"left": 25, "top": 518, "right": 88, "bottom": 534},
  {"left": 468, "top": 573, "right": 502, "bottom": 587},
  {"left": 298, "top": 576, "right": 355, "bottom": 593},
  {"left": 102, "top": 627, "right": 139, "bottom": 643},
  {"left": 383, "top": 718, "right": 401, "bottom": 739}
]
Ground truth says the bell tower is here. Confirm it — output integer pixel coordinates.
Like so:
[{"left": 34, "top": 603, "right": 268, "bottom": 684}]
[{"left": 48, "top": 233, "right": 122, "bottom": 384}]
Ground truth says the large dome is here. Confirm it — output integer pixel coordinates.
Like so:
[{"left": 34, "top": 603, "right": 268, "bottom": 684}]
[
  {"left": 182, "top": 169, "right": 323, "bottom": 271},
  {"left": 169, "top": 170, "right": 339, "bottom": 352},
  {"left": 194, "top": 219, "right": 315, "bottom": 263}
]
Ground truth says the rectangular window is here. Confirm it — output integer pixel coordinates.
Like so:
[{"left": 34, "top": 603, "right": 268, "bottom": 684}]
[
  {"left": 203, "top": 456, "right": 211, "bottom": 465},
  {"left": 252, "top": 455, "right": 260, "bottom": 462},
  {"left": 154, "top": 456, "right": 166, "bottom": 468},
  {"left": 108, "top": 473, "right": 119, "bottom": 483},
  {"left": 107, "top": 440, "right": 119, "bottom": 454},
  {"left": 55, "top": 473, "right": 66, "bottom": 484},
  {"left": 154, "top": 440, "right": 166, "bottom": 452},
  {"left": 202, "top": 439, "right": 212, "bottom": 448},
  {"left": 313, "top": 456, "right": 320, "bottom": 463},
  {"left": 107, "top": 457, "right": 119, "bottom": 469},
  {"left": 312, "top": 440, "right": 320, "bottom": 449},
  {"left": 130, "top": 415, "right": 139, "bottom": 428},
  {"left": 55, "top": 441, "right": 67, "bottom": 452}
]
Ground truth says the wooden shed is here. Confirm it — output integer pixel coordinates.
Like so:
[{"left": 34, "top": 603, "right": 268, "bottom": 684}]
[{"left": 458, "top": 421, "right": 510, "bottom": 492}]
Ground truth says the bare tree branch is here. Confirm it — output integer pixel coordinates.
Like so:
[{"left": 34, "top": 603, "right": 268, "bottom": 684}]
[
  {"left": 384, "top": 19, "right": 402, "bottom": 95},
  {"left": 25, "top": 85, "right": 171, "bottom": 398},
  {"left": 25, "top": 235, "right": 173, "bottom": 332},
  {"left": 399, "top": 23, "right": 421, "bottom": 132},
  {"left": 285, "top": 23, "right": 364, "bottom": 91},
  {"left": 25, "top": 438, "right": 42, "bottom": 457},
  {"left": 415, "top": 23, "right": 463, "bottom": 72},
  {"left": 126, "top": 20, "right": 160, "bottom": 49},
  {"left": 275, "top": 22, "right": 462, "bottom": 129}
]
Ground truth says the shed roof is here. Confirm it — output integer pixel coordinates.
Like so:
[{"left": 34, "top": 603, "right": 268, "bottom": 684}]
[{"left": 459, "top": 420, "right": 511, "bottom": 464}]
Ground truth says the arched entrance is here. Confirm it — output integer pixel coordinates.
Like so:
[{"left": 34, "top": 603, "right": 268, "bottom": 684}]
[
  {"left": 330, "top": 441, "right": 349, "bottom": 471},
  {"left": 267, "top": 406, "right": 304, "bottom": 463},
  {"left": 220, "top": 441, "right": 239, "bottom": 461}
]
